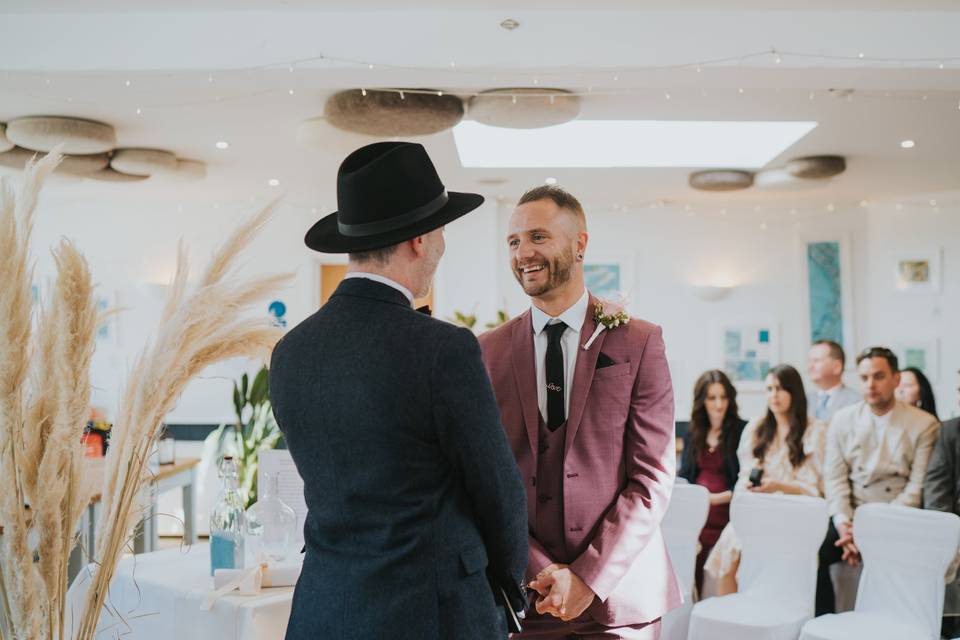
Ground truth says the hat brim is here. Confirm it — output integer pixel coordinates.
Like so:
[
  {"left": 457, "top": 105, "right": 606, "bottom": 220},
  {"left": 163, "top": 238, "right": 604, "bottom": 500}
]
[{"left": 304, "top": 191, "right": 485, "bottom": 253}]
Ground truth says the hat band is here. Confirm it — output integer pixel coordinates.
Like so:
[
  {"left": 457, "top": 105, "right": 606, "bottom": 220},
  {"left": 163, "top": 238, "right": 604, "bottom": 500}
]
[{"left": 338, "top": 190, "right": 449, "bottom": 237}]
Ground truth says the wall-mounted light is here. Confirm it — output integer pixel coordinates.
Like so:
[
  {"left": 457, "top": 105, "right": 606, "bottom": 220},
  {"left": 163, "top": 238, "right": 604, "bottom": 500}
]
[{"left": 691, "top": 285, "right": 735, "bottom": 301}]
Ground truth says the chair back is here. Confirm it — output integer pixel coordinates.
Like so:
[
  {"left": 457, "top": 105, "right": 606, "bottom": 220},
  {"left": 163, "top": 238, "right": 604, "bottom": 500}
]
[
  {"left": 853, "top": 503, "right": 960, "bottom": 638},
  {"left": 662, "top": 483, "right": 711, "bottom": 598},
  {"left": 732, "top": 492, "right": 828, "bottom": 614}
]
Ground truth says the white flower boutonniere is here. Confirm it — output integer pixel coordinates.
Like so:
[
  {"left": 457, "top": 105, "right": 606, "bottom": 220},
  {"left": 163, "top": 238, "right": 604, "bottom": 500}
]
[{"left": 582, "top": 299, "right": 630, "bottom": 350}]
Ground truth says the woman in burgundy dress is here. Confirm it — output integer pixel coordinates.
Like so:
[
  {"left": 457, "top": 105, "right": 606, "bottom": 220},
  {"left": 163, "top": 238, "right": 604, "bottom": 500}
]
[{"left": 679, "top": 370, "right": 747, "bottom": 595}]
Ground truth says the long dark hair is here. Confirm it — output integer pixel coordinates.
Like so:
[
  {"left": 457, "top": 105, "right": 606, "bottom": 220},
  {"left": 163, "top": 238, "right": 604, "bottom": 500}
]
[
  {"left": 753, "top": 364, "right": 809, "bottom": 469},
  {"left": 689, "top": 370, "right": 742, "bottom": 461},
  {"left": 902, "top": 367, "right": 939, "bottom": 420}
]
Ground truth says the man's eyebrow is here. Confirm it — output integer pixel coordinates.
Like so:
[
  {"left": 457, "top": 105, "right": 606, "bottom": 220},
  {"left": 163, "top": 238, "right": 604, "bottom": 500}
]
[{"left": 507, "top": 228, "right": 551, "bottom": 239}]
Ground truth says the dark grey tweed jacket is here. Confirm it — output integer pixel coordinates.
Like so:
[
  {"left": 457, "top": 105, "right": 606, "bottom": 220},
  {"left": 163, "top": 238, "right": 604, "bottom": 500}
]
[{"left": 269, "top": 277, "right": 527, "bottom": 640}]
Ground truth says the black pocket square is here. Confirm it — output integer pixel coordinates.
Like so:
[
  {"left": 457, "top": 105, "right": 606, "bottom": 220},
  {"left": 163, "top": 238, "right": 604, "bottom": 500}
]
[{"left": 596, "top": 352, "right": 616, "bottom": 369}]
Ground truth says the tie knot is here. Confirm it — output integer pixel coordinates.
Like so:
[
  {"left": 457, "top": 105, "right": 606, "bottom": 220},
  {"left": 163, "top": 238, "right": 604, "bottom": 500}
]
[{"left": 545, "top": 321, "right": 567, "bottom": 343}]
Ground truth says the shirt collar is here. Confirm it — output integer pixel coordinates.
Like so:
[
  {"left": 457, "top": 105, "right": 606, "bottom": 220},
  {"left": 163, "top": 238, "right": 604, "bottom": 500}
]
[
  {"left": 823, "top": 383, "right": 843, "bottom": 397},
  {"left": 530, "top": 290, "right": 589, "bottom": 336},
  {"left": 344, "top": 272, "right": 414, "bottom": 306}
]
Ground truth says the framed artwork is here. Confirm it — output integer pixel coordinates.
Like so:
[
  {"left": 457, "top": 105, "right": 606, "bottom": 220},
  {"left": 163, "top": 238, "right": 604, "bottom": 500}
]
[
  {"left": 893, "top": 250, "right": 941, "bottom": 294},
  {"left": 797, "top": 232, "right": 856, "bottom": 368},
  {"left": 584, "top": 251, "right": 634, "bottom": 301},
  {"left": 895, "top": 339, "right": 939, "bottom": 382},
  {"left": 713, "top": 321, "right": 780, "bottom": 391},
  {"left": 92, "top": 291, "right": 122, "bottom": 348}
]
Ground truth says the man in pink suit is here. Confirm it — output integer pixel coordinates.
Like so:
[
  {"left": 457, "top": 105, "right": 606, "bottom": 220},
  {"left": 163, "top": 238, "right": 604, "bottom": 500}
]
[{"left": 478, "top": 186, "right": 681, "bottom": 639}]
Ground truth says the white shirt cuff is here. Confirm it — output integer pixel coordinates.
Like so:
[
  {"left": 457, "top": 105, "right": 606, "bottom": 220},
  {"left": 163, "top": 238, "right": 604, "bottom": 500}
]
[{"left": 832, "top": 513, "right": 850, "bottom": 530}]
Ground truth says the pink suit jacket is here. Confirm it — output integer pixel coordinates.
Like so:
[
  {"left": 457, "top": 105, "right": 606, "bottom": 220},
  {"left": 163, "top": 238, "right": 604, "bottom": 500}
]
[{"left": 478, "top": 294, "right": 682, "bottom": 627}]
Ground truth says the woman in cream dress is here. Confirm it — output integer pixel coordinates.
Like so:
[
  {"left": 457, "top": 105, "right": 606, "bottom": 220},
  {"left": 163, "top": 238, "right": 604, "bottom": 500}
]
[{"left": 703, "top": 364, "right": 827, "bottom": 595}]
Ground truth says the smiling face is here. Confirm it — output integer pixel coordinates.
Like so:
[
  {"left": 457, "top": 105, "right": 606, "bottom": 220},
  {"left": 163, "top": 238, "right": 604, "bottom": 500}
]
[{"left": 507, "top": 199, "right": 587, "bottom": 300}]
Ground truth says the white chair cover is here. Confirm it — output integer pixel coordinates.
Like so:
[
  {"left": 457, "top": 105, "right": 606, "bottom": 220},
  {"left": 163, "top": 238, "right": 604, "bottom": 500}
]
[
  {"left": 660, "top": 483, "right": 710, "bottom": 640},
  {"left": 800, "top": 503, "right": 960, "bottom": 640},
  {"left": 688, "top": 492, "right": 828, "bottom": 640}
]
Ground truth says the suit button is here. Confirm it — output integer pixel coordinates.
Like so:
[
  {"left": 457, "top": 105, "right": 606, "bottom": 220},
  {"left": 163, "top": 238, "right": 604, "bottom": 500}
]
[
  {"left": 885, "top": 487, "right": 891, "bottom": 493},
  {"left": 566, "top": 472, "right": 579, "bottom": 478},
  {"left": 531, "top": 476, "right": 537, "bottom": 486},
  {"left": 538, "top": 496, "right": 551, "bottom": 504}
]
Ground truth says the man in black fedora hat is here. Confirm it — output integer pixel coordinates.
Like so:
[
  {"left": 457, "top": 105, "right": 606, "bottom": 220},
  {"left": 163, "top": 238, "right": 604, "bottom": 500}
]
[{"left": 269, "top": 141, "right": 528, "bottom": 639}]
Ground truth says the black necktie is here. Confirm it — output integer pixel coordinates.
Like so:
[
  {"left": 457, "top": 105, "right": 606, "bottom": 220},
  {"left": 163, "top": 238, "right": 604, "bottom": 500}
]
[{"left": 545, "top": 321, "right": 568, "bottom": 431}]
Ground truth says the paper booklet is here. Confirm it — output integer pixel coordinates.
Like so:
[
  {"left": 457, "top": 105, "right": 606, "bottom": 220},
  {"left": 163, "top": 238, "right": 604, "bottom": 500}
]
[{"left": 258, "top": 449, "right": 308, "bottom": 547}]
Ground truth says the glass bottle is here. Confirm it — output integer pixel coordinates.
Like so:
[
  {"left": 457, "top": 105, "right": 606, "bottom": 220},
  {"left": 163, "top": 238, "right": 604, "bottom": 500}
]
[
  {"left": 210, "top": 455, "right": 245, "bottom": 575},
  {"left": 244, "top": 471, "right": 297, "bottom": 563}
]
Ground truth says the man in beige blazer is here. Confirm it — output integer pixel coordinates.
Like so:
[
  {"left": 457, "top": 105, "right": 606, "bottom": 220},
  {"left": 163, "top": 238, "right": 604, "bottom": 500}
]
[{"left": 818, "top": 346, "right": 940, "bottom": 615}]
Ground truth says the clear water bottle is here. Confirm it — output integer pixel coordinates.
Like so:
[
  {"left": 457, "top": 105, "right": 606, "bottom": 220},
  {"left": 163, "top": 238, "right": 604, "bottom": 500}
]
[
  {"left": 210, "top": 455, "right": 245, "bottom": 576},
  {"left": 245, "top": 471, "right": 297, "bottom": 563}
]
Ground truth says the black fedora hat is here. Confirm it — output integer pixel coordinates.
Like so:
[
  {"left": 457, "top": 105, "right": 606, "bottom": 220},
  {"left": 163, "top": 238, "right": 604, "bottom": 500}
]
[{"left": 305, "top": 142, "right": 484, "bottom": 253}]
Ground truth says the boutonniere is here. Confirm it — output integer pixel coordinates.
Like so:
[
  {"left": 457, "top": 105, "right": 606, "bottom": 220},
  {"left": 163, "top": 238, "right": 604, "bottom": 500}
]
[{"left": 582, "top": 299, "right": 629, "bottom": 350}]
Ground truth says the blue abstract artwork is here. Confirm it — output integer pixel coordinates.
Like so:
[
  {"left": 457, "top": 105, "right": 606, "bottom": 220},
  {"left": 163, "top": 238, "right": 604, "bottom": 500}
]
[
  {"left": 584, "top": 264, "right": 621, "bottom": 300},
  {"left": 724, "top": 327, "right": 773, "bottom": 383},
  {"left": 806, "top": 242, "right": 844, "bottom": 345}
]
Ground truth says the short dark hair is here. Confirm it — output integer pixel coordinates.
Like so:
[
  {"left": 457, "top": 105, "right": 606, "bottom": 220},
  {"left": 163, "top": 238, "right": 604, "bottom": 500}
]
[
  {"left": 348, "top": 244, "right": 399, "bottom": 267},
  {"left": 813, "top": 339, "right": 846, "bottom": 368},
  {"left": 856, "top": 346, "right": 899, "bottom": 372},
  {"left": 517, "top": 185, "right": 586, "bottom": 226}
]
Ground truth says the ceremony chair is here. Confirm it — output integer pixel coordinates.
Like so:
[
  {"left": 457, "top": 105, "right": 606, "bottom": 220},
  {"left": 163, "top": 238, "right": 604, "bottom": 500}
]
[
  {"left": 688, "top": 492, "right": 828, "bottom": 640},
  {"left": 660, "top": 483, "right": 710, "bottom": 640},
  {"left": 799, "top": 503, "right": 960, "bottom": 640}
]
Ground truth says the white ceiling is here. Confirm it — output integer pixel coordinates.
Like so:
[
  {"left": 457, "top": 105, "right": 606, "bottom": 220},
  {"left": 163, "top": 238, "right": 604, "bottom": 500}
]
[{"left": 1, "top": 3, "right": 959, "bottom": 213}]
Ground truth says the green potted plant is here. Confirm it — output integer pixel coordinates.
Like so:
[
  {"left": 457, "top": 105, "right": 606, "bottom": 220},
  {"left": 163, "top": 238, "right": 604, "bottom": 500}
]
[{"left": 206, "top": 366, "right": 283, "bottom": 509}]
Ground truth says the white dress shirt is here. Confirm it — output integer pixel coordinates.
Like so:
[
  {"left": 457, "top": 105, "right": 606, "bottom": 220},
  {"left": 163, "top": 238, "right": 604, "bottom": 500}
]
[
  {"left": 344, "top": 272, "right": 414, "bottom": 306},
  {"left": 530, "top": 290, "right": 589, "bottom": 424}
]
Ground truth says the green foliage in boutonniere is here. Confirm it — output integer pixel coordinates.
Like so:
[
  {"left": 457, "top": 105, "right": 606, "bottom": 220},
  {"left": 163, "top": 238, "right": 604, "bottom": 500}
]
[{"left": 583, "top": 299, "right": 630, "bottom": 350}]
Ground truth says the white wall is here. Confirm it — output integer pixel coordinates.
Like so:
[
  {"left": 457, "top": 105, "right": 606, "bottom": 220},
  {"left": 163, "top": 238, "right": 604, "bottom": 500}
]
[
  {"left": 862, "top": 204, "right": 960, "bottom": 420},
  {"left": 26, "top": 190, "right": 960, "bottom": 424}
]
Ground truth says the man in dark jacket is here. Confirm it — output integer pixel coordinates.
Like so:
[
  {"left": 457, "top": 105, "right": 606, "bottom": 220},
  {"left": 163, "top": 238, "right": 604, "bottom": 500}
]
[
  {"left": 923, "top": 368, "right": 960, "bottom": 637},
  {"left": 924, "top": 368, "right": 960, "bottom": 514},
  {"left": 269, "top": 142, "right": 528, "bottom": 639}
]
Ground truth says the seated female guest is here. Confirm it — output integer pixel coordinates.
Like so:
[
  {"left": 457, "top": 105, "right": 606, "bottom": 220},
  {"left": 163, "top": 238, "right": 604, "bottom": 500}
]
[
  {"left": 704, "top": 364, "right": 827, "bottom": 595},
  {"left": 896, "top": 366, "right": 939, "bottom": 420},
  {"left": 679, "top": 370, "right": 747, "bottom": 595}
]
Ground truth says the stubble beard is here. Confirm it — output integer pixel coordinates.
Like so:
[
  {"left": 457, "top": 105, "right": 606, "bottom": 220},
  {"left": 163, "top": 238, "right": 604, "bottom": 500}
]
[{"left": 515, "top": 247, "right": 576, "bottom": 298}]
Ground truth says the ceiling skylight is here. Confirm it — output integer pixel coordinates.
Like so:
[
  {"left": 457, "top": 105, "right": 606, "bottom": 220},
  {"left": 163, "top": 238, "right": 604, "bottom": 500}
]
[{"left": 453, "top": 120, "right": 818, "bottom": 169}]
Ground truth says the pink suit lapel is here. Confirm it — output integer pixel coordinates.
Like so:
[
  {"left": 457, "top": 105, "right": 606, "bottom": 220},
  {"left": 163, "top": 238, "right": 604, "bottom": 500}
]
[
  {"left": 565, "top": 294, "right": 606, "bottom": 454},
  {"left": 510, "top": 310, "right": 540, "bottom": 459}
]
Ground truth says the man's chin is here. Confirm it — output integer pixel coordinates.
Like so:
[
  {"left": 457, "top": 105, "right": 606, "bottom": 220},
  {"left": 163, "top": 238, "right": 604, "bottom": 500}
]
[{"left": 521, "top": 282, "right": 552, "bottom": 297}]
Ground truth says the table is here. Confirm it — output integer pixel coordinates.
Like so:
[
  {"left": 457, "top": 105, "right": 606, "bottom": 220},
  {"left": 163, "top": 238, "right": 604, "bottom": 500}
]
[
  {"left": 67, "top": 543, "right": 294, "bottom": 640},
  {"left": 76, "top": 457, "right": 200, "bottom": 568},
  {"left": 135, "top": 457, "right": 201, "bottom": 553}
]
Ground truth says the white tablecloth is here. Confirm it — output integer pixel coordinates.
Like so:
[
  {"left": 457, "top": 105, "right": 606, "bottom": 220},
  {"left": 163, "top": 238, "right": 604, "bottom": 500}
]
[{"left": 67, "top": 544, "right": 294, "bottom": 640}]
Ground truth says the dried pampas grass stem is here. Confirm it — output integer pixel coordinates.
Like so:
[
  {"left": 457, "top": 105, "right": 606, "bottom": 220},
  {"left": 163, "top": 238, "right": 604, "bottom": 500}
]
[{"left": 76, "top": 200, "right": 291, "bottom": 640}]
